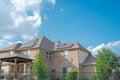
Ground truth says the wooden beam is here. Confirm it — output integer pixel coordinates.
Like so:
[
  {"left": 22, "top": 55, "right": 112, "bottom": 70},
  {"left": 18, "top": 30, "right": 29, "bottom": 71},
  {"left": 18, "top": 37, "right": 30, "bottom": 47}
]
[
  {"left": 0, "top": 60, "right": 2, "bottom": 79},
  {"left": 14, "top": 58, "right": 17, "bottom": 79}
]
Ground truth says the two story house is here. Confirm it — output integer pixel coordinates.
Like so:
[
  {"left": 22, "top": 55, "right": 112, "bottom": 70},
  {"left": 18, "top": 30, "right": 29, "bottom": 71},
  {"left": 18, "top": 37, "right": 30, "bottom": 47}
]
[{"left": 0, "top": 36, "right": 95, "bottom": 79}]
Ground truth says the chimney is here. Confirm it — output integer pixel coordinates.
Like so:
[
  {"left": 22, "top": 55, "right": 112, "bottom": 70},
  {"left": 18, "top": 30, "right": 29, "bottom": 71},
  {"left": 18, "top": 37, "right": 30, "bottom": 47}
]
[{"left": 54, "top": 40, "right": 61, "bottom": 49}]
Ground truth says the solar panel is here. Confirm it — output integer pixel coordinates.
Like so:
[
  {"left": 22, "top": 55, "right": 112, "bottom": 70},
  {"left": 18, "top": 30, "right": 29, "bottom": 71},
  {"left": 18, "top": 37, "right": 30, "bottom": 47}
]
[
  {"left": 57, "top": 43, "right": 73, "bottom": 49},
  {"left": 20, "top": 39, "right": 35, "bottom": 48}
]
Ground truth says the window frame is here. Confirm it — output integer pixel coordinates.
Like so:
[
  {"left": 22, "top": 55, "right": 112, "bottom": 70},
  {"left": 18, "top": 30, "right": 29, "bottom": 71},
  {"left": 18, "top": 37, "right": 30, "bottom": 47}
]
[
  {"left": 64, "top": 50, "right": 69, "bottom": 59},
  {"left": 26, "top": 50, "right": 31, "bottom": 58},
  {"left": 63, "top": 67, "right": 67, "bottom": 77},
  {"left": 9, "top": 51, "right": 14, "bottom": 55},
  {"left": 62, "top": 67, "right": 72, "bottom": 77},
  {"left": 46, "top": 52, "right": 52, "bottom": 60}
]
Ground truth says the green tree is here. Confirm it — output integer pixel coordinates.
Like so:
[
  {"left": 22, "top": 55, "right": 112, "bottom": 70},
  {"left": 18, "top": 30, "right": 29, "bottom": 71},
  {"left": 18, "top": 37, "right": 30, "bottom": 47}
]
[
  {"left": 96, "top": 48, "right": 120, "bottom": 80},
  {"left": 31, "top": 50, "right": 47, "bottom": 80}
]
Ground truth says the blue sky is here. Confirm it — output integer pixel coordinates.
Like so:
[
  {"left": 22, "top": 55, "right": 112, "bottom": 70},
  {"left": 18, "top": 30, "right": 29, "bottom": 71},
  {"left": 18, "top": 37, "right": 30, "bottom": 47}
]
[
  {"left": 0, "top": 0, "right": 120, "bottom": 54},
  {"left": 40, "top": 0, "right": 120, "bottom": 47}
]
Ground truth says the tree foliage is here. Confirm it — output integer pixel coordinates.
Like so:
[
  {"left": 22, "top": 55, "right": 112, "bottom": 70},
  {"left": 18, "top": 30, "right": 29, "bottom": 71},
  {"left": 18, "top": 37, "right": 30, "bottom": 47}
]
[
  {"left": 68, "top": 70, "right": 78, "bottom": 80},
  {"left": 31, "top": 50, "right": 47, "bottom": 80},
  {"left": 96, "top": 48, "right": 120, "bottom": 80},
  {"left": 61, "top": 70, "right": 78, "bottom": 80}
]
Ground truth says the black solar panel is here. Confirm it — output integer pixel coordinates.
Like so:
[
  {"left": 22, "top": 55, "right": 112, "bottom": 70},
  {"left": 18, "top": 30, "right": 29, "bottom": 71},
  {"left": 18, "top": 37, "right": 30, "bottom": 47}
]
[
  {"left": 20, "top": 39, "right": 35, "bottom": 48},
  {"left": 57, "top": 43, "right": 73, "bottom": 49}
]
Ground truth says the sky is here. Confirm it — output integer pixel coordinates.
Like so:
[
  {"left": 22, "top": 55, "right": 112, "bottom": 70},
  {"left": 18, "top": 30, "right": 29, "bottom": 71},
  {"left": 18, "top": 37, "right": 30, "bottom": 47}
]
[{"left": 0, "top": 0, "right": 120, "bottom": 55}]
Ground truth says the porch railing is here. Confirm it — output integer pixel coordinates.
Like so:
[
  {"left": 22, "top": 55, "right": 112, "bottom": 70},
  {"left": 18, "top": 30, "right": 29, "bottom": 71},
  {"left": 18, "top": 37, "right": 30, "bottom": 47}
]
[{"left": 0, "top": 71, "right": 35, "bottom": 80}]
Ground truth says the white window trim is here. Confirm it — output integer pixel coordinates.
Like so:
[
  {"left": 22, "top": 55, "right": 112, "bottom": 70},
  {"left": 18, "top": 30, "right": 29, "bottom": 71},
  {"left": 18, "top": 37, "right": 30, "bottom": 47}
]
[
  {"left": 64, "top": 50, "right": 69, "bottom": 59},
  {"left": 26, "top": 50, "right": 31, "bottom": 58},
  {"left": 63, "top": 67, "right": 72, "bottom": 77},
  {"left": 9, "top": 51, "right": 14, "bottom": 55}
]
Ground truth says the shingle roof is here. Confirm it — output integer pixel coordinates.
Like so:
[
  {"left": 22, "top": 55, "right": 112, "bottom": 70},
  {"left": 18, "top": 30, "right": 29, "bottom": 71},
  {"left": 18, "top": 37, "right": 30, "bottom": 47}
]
[
  {"left": 83, "top": 54, "right": 96, "bottom": 65},
  {"left": 0, "top": 36, "right": 89, "bottom": 52},
  {"left": 20, "top": 39, "right": 36, "bottom": 48},
  {"left": 54, "top": 41, "right": 90, "bottom": 52},
  {"left": 0, "top": 43, "right": 22, "bottom": 51},
  {"left": 56, "top": 42, "right": 73, "bottom": 49},
  {"left": 39, "top": 36, "right": 54, "bottom": 50}
]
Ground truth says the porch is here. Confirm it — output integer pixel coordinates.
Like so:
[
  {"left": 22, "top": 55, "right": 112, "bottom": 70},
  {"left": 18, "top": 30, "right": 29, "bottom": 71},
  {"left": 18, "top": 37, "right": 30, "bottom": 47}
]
[{"left": 0, "top": 54, "right": 34, "bottom": 80}]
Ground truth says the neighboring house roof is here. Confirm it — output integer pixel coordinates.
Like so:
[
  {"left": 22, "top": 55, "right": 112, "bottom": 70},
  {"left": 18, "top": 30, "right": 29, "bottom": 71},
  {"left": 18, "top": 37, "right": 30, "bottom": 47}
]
[{"left": 83, "top": 54, "right": 96, "bottom": 65}]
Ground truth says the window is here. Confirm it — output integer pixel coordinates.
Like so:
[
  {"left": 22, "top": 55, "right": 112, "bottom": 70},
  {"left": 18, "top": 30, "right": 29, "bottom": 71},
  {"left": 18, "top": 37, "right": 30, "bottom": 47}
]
[
  {"left": 63, "top": 67, "right": 72, "bottom": 77},
  {"left": 64, "top": 51, "right": 69, "bottom": 59},
  {"left": 46, "top": 52, "right": 51, "bottom": 60},
  {"left": 67, "top": 67, "right": 72, "bottom": 73},
  {"left": 9, "top": 51, "right": 14, "bottom": 55},
  {"left": 1, "top": 66, "right": 9, "bottom": 74},
  {"left": 27, "top": 66, "right": 31, "bottom": 74},
  {"left": 26, "top": 50, "right": 31, "bottom": 58},
  {"left": 63, "top": 67, "right": 67, "bottom": 77}
]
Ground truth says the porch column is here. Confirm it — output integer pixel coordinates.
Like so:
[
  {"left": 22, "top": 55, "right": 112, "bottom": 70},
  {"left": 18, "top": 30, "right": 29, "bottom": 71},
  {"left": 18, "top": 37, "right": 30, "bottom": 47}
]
[
  {"left": 0, "top": 60, "right": 2, "bottom": 79},
  {"left": 14, "top": 58, "right": 17, "bottom": 79},
  {"left": 24, "top": 63, "right": 27, "bottom": 74}
]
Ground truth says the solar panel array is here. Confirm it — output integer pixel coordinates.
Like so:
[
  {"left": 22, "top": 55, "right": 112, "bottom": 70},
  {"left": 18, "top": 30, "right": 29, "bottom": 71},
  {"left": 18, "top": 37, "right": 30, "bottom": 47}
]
[
  {"left": 57, "top": 43, "right": 73, "bottom": 49},
  {"left": 20, "top": 39, "right": 35, "bottom": 48}
]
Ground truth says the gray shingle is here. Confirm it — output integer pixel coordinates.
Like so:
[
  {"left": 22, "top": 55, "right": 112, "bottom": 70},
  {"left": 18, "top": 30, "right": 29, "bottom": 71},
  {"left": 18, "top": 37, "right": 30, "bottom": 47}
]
[
  {"left": 20, "top": 39, "right": 35, "bottom": 48},
  {"left": 57, "top": 43, "right": 73, "bottom": 49}
]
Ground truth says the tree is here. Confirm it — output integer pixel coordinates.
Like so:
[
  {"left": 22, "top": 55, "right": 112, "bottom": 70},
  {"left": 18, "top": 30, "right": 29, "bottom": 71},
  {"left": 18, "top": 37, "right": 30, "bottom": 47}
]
[
  {"left": 96, "top": 48, "right": 120, "bottom": 80},
  {"left": 31, "top": 50, "right": 47, "bottom": 80}
]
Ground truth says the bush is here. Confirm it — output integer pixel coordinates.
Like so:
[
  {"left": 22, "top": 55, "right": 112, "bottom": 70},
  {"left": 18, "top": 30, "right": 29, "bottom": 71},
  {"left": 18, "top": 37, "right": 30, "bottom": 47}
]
[
  {"left": 61, "top": 77, "right": 70, "bottom": 80},
  {"left": 61, "top": 70, "right": 78, "bottom": 80},
  {"left": 68, "top": 70, "right": 78, "bottom": 80},
  {"left": 114, "top": 69, "right": 120, "bottom": 80},
  {"left": 88, "top": 75, "right": 96, "bottom": 80}
]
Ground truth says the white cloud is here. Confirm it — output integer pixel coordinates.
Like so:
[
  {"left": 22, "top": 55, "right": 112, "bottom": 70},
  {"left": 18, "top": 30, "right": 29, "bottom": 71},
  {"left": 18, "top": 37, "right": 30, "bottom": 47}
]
[
  {"left": 87, "top": 41, "right": 120, "bottom": 55},
  {"left": 43, "top": 14, "right": 48, "bottom": 21},
  {"left": 0, "top": 0, "right": 56, "bottom": 49},
  {"left": 0, "top": 39, "right": 13, "bottom": 49},
  {"left": 49, "top": 0, "right": 56, "bottom": 5},
  {"left": 60, "top": 9, "right": 64, "bottom": 12}
]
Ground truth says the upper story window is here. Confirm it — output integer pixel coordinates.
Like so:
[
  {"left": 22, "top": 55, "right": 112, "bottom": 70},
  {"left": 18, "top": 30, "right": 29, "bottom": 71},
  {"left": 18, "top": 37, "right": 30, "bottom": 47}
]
[
  {"left": 26, "top": 50, "right": 31, "bottom": 58},
  {"left": 64, "top": 51, "right": 69, "bottom": 59},
  {"left": 9, "top": 51, "right": 14, "bottom": 55},
  {"left": 46, "top": 52, "right": 52, "bottom": 60}
]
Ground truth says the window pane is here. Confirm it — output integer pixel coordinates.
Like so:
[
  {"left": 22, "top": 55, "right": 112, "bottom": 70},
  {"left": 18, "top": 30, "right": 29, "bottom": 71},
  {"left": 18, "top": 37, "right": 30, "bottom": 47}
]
[
  {"left": 65, "top": 51, "right": 68, "bottom": 55},
  {"left": 63, "top": 67, "right": 67, "bottom": 77},
  {"left": 46, "top": 52, "right": 52, "bottom": 60},
  {"left": 49, "top": 53, "right": 51, "bottom": 60},
  {"left": 67, "top": 67, "right": 72, "bottom": 73},
  {"left": 9, "top": 51, "right": 14, "bottom": 55},
  {"left": 27, "top": 66, "right": 30, "bottom": 74},
  {"left": 26, "top": 50, "right": 31, "bottom": 58},
  {"left": 64, "top": 51, "right": 68, "bottom": 59},
  {"left": 46, "top": 52, "right": 49, "bottom": 59}
]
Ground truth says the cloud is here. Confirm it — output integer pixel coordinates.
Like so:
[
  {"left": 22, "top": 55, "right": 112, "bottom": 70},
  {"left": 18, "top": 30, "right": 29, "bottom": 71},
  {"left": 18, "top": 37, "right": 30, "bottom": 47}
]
[
  {"left": 0, "top": 0, "right": 56, "bottom": 49},
  {"left": 0, "top": 39, "right": 13, "bottom": 49},
  {"left": 87, "top": 41, "right": 120, "bottom": 55},
  {"left": 0, "top": 0, "right": 55, "bottom": 40}
]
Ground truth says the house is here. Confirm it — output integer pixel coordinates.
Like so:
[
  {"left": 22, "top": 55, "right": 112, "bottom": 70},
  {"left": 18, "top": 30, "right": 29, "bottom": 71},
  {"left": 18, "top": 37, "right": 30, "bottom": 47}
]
[{"left": 0, "top": 36, "right": 96, "bottom": 79}]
